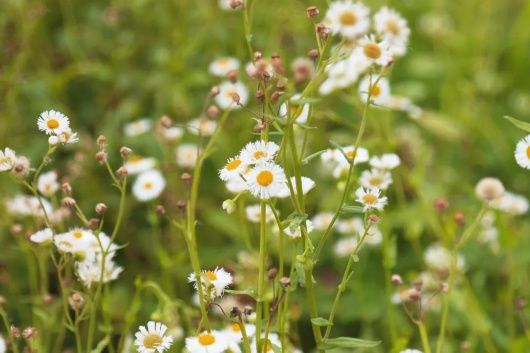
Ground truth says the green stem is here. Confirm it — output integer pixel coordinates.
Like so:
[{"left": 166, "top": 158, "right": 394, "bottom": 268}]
[
  {"left": 418, "top": 321, "right": 432, "bottom": 353},
  {"left": 256, "top": 201, "right": 268, "bottom": 352}
]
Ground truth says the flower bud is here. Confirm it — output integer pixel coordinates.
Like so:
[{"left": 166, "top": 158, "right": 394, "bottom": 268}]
[
  {"left": 95, "top": 151, "right": 107, "bottom": 164},
  {"left": 407, "top": 288, "right": 420, "bottom": 301},
  {"left": 176, "top": 199, "right": 187, "bottom": 210},
  {"left": 97, "top": 135, "right": 106, "bottom": 147},
  {"left": 48, "top": 135, "right": 60, "bottom": 146},
  {"left": 159, "top": 115, "right": 173, "bottom": 128},
  {"left": 453, "top": 212, "right": 465, "bottom": 225},
  {"left": 22, "top": 327, "right": 37, "bottom": 340},
  {"left": 62, "top": 182, "right": 72, "bottom": 195},
  {"left": 42, "top": 293, "right": 53, "bottom": 306},
  {"left": 88, "top": 218, "right": 100, "bottom": 230},
  {"left": 69, "top": 292, "right": 85, "bottom": 310},
  {"left": 307, "top": 49, "right": 319, "bottom": 59},
  {"left": 61, "top": 197, "right": 76, "bottom": 208},
  {"left": 207, "top": 105, "right": 221, "bottom": 119},
  {"left": 229, "top": 0, "right": 243, "bottom": 9},
  {"left": 434, "top": 198, "right": 449, "bottom": 212},
  {"left": 227, "top": 70, "right": 238, "bottom": 83},
  {"left": 267, "top": 267, "right": 278, "bottom": 280},
  {"left": 222, "top": 199, "right": 236, "bottom": 214},
  {"left": 209, "top": 85, "right": 220, "bottom": 98},
  {"left": 181, "top": 172, "right": 192, "bottom": 186},
  {"left": 155, "top": 205, "right": 166, "bottom": 216},
  {"left": 11, "top": 325, "right": 21, "bottom": 338},
  {"left": 116, "top": 166, "right": 128, "bottom": 177},
  {"left": 120, "top": 146, "right": 132, "bottom": 158},
  {"left": 306, "top": 6, "right": 319, "bottom": 18},
  {"left": 279, "top": 277, "right": 291, "bottom": 288},
  {"left": 95, "top": 203, "right": 108, "bottom": 215},
  {"left": 391, "top": 274, "right": 403, "bottom": 286}
]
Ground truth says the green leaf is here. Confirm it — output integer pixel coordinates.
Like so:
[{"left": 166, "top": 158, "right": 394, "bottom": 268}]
[
  {"left": 504, "top": 115, "right": 530, "bottom": 133},
  {"left": 311, "top": 317, "right": 333, "bottom": 327},
  {"left": 319, "top": 337, "right": 381, "bottom": 350}
]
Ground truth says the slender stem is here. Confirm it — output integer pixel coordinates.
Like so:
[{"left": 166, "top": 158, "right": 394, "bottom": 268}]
[
  {"left": 418, "top": 321, "right": 432, "bottom": 353},
  {"left": 0, "top": 309, "right": 20, "bottom": 353},
  {"left": 256, "top": 201, "right": 268, "bottom": 352}
]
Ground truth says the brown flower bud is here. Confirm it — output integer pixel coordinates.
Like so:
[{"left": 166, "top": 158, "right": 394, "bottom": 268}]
[
  {"left": 22, "top": 327, "right": 37, "bottom": 340},
  {"left": 181, "top": 172, "right": 192, "bottom": 186},
  {"left": 97, "top": 135, "right": 106, "bottom": 147},
  {"left": 155, "top": 205, "right": 166, "bottom": 216},
  {"left": 515, "top": 297, "right": 527, "bottom": 311},
  {"left": 62, "top": 182, "right": 72, "bottom": 195},
  {"left": 61, "top": 197, "right": 76, "bottom": 208},
  {"left": 209, "top": 85, "right": 220, "bottom": 98},
  {"left": 267, "top": 268, "right": 278, "bottom": 280},
  {"left": 306, "top": 6, "right": 319, "bottom": 18},
  {"left": 95, "top": 203, "right": 108, "bottom": 215},
  {"left": 11, "top": 224, "right": 23, "bottom": 234},
  {"left": 95, "top": 151, "right": 107, "bottom": 164},
  {"left": 116, "top": 166, "right": 128, "bottom": 177},
  {"left": 307, "top": 49, "right": 319, "bottom": 59},
  {"left": 434, "top": 198, "right": 449, "bottom": 212},
  {"left": 69, "top": 292, "right": 85, "bottom": 311},
  {"left": 279, "top": 277, "right": 291, "bottom": 288},
  {"left": 88, "top": 218, "right": 100, "bottom": 230},
  {"left": 271, "top": 53, "right": 285, "bottom": 75},
  {"left": 271, "top": 91, "right": 284, "bottom": 103},
  {"left": 207, "top": 105, "right": 220, "bottom": 119},
  {"left": 229, "top": 0, "right": 242, "bottom": 9},
  {"left": 42, "top": 293, "right": 53, "bottom": 306},
  {"left": 231, "top": 92, "right": 241, "bottom": 104},
  {"left": 453, "top": 212, "right": 465, "bottom": 225},
  {"left": 408, "top": 288, "right": 420, "bottom": 301},
  {"left": 227, "top": 70, "right": 238, "bottom": 83},
  {"left": 315, "top": 23, "right": 330, "bottom": 39},
  {"left": 255, "top": 90, "right": 265, "bottom": 101},
  {"left": 120, "top": 146, "right": 132, "bottom": 158},
  {"left": 253, "top": 123, "right": 266, "bottom": 133},
  {"left": 176, "top": 199, "right": 187, "bottom": 210},
  {"left": 159, "top": 115, "right": 173, "bottom": 128},
  {"left": 368, "top": 214, "right": 380, "bottom": 224},
  {"left": 253, "top": 51, "right": 263, "bottom": 61},
  {"left": 391, "top": 274, "right": 403, "bottom": 286}
]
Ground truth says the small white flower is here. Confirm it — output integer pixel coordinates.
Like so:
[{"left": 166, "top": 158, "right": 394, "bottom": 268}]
[
  {"left": 399, "top": 349, "right": 423, "bottom": 353},
  {"left": 0, "top": 334, "right": 5, "bottom": 353},
  {"left": 424, "top": 243, "right": 465, "bottom": 273},
  {"left": 37, "top": 110, "right": 70, "bottom": 135},
  {"left": 276, "top": 176, "right": 316, "bottom": 198},
  {"left": 515, "top": 134, "right": 530, "bottom": 169},
  {"left": 354, "top": 35, "right": 393, "bottom": 67},
  {"left": 240, "top": 140, "right": 280, "bottom": 165},
  {"left": 334, "top": 237, "right": 358, "bottom": 257},
  {"left": 132, "top": 170, "right": 166, "bottom": 202},
  {"left": 335, "top": 146, "right": 370, "bottom": 166},
  {"left": 0, "top": 147, "right": 17, "bottom": 172},
  {"left": 134, "top": 321, "right": 174, "bottom": 353},
  {"left": 5, "top": 195, "right": 53, "bottom": 219},
  {"left": 188, "top": 267, "right": 233, "bottom": 299},
  {"left": 374, "top": 7, "right": 410, "bottom": 57},
  {"left": 279, "top": 94, "right": 310, "bottom": 124},
  {"left": 324, "top": 0, "right": 370, "bottom": 39},
  {"left": 57, "top": 127, "right": 79, "bottom": 144},
  {"left": 223, "top": 323, "right": 256, "bottom": 353},
  {"left": 176, "top": 143, "right": 201, "bottom": 169},
  {"left": 245, "top": 204, "right": 275, "bottom": 223},
  {"left": 209, "top": 57, "right": 240, "bottom": 77},
  {"left": 320, "top": 148, "right": 340, "bottom": 163},
  {"left": 246, "top": 163, "right": 287, "bottom": 200},
  {"left": 30, "top": 228, "right": 54, "bottom": 245},
  {"left": 359, "top": 76, "right": 391, "bottom": 106},
  {"left": 369, "top": 153, "right": 401, "bottom": 170},
  {"left": 124, "top": 156, "right": 157, "bottom": 175},
  {"left": 188, "top": 117, "right": 217, "bottom": 136},
  {"left": 75, "top": 257, "right": 123, "bottom": 288},
  {"left": 475, "top": 177, "right": 505, "bottom": 202},
  {"left": 37, "top": 170, "right": 59, "bottom": 196},
  {"left": 355, "top": 187, "right": 387, "bottom": 211},
  {"left": 490, "top": 192, "right": 529, "bottom": 215},
  {"left": 124, "top": 119, "right": 152, "bottom": 137},
  {"left": 215, "top": 81, "right": 249, "bottom": 110},
  {"left": 219, "top": 155, "right": 247, "bottom": 182},
  {"left": 359, "top": 168, "right": 393, "bottom": 190},
  {"left": 185, "top": 331, "right": 228, "bottom": 353},
  {"left": 159, "top": 126, "right": 184, "bottom": 142},
  {"left": 48, "top": 135, "right": 60, "bottom": 145},
  {"left": 311, "top": 212, "right": 335, "bottom": 231}
]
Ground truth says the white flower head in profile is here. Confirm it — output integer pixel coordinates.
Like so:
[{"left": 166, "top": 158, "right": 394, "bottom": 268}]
[
  {"left": 374, "top": 7, "right": 410, "bottom": 57},
  {"left": 279, "top": 93, "right": 310, "bottom": 124},
  {"left": 276, "top": 176, "right": 316, "bottom": 198},
  {"left": 37, "top": 170, "right": 60, "bottom": 196},
  {"left": 369, "top": 153, "right": 401, "bottom": 170},
  {"left": 188, "top": 117, "right": 217, "bottom": 136},
  {"left": 132, "top": 170, "right": 166, "bottom": 202},
  {"left": 188, "top": 267, "right": 233, "bottom": 300},
  {"left": 0, "top": 147, "right": 17, "bottom": 172},
  {"left": 176, "top": 143, "right": 201, "bottom": 169},
  {"left": 124, "top": 156, "right": 157, "bottom": 175},
  {"left": 30, "top": 228, "right": 54, "bottom": 245}
]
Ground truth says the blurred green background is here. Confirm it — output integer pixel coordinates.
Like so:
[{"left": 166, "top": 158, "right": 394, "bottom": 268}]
[{"left": 1, "top": 0, "right": 530, "bottom": 352}]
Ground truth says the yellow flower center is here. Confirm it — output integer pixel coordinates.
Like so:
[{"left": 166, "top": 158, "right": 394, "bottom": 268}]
[
  {"left": 225, "top": 88, "right": 236, "bottom": 99},
  {"left": 339, "top": 11, "right": 357, "bottom": 25},
  {"left": 47, "top": 119, "right": 59, "bottom": 129},
  {"left": 526, "top": 146, "right": 530, "bottom": 159},
  {"left": 226, "top": 159, "right": 242, "bottom": 171},
  {"left": 370, "top": 84, "right": 381, "bottom": 96},
  {"left": 218, "top": 58, "right": 230, "bottom": 65},
  {"left": 369, "top": 177, "right": 383, "bottom": 186},
  {"left": 256, "top": 170, "right": 274, "bottom": 187},
  {"left": 346, "top": 149, "right": 356, "bottom": 158},
  {"left": 386, "top": 20, "right": 400, "bottom": 35},
  {"left": 143, "top": 333, "right": 162, "bottom": 349},
  {"left": 204, "top": 271, "right": 217, "bottom": 281},
  {"left": 198, "top": 333, "right": 216, "bottom": 346},
  {"left": 254, "top": 151, "right": 266, "bottom": 159},
  {"left": 363, "top": 43, "right": 382, "bottom": 59},
  {"left": 72, "top": 230, "right": 83, "bottom": 239},
  {"left": 144, "top": 182, "right": 153, "bottom": 190},
  {"left": 129, "top": 155, "right": 143, "bottom": 164},
  {"left": 230, "top": 323, "right": 242, "bottom": 332},
  {"left": 362, "top": 194, "right": 378, "bottom": 205}
]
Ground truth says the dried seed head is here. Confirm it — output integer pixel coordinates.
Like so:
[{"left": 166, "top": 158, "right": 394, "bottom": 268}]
[
  {"left": 88, "top": 218, "right": 100, "bottom": 230},
  {"left": 267, "top": 267, "right": 278, "bottom": 280},
  {"left": 69, "top": 292, "right": 85, "bottom": 311},
  {"left": 181, "top": 172, "right": 192, "bottom": 186},
  {"left": 95, "top": 203, "right": 108, "bottom": 215},
  {"left": 95, "top": 151, "right": 107, "bottom": 164},
  {"left": 22, "top": 327, "right": 37, "bottom": 340},
  {"left": 97, "top": 135, "right": 106, "bottom": 147},
  {"left": 120, "top": 146, "right": 132, "bottom": 158},
  {"left": 155, "top": 205, "right": 166, "bottom": 216},
  {"left": 306, "top": 6, "right": 320, "bottom": 18},
  {"left": 475, "top": 177, "right": 505, "bottom": 202},
  {"left": 453, "top": 212, "right": 465, "bottom": 225},
  {"left": 159, "top": 115, "right": 173, "bottom": 128},
  {"left": 391, "top": 274, "right": 403, "bottom": 286},
  {"left": 271, "top": 53, "right": 285, "bottom": 75},
  {"left": 61, "top": 197, "right": 76, "bottom": 208},
  {"left": 279, "top": 277, "right": 291, "bottom": 288},
  {"left": 434, "top": 198, "right": 449, "bottom": 212},
  {"left": 207, "top": 105, "right": 221, "bottom": 119},
  {"left": 307, "top": 49, "right": 319, "bottom": 59},
  {"left": 116, "top": 166, "right": 128, "bottom": 177}
]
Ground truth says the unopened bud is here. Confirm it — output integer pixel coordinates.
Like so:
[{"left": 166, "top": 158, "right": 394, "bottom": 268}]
[
  {"left": 276, "top": 77, "right": 288, "bottom": 90},
  {"left": 88, "top": 218, "right": 100, "bottom": 230},
  {"left": 368, "top": 214, "right": 380, "bottom": 224},
  {"left": 461, "top": 341, "right": 471, "bottom": 351},
  {"left": 62, "top": 182, "right": 72, "bottom": 195},
  {"left": 116, "top": 166, "right": 128, "bottom": 177},
  {"left": 222, "top": 199, "right": 236, "bottom": 214},
  {"left": 307, "top": 49, "right": 319, "bottom": 59},
  {"left": 253, "top": 51, "right": 263, "bottom": 61},
  {"left": 271, "top": 91, "right": 284, "bottom": 103},
  {"left": 267, "top": 268, "right": 278, "bottom": 280},
  {"left": 306, "top": 6, "right": 319, "bottom": 18},
  {"left": 176, "top": 199, "right": 187, "bottom": 210},
  {"left": 95, "top": 203, "right": 107, "bottom": 215},
  {"left": 227, "top": 70, "right": 238, "bottom": 83},
  {"left": 97, "top": 135, "right": 106, "bottom": 147},
  {"left": 255, "top": 90, "right": 265, "bottom": 101},
  {"left": 155, "top": 205, "right": 166, "bottom": 216},
  {"left": 253, "top": 123, "right": 266, "bottom": 133},
  {"left": 315, "top": 23, "right": 329, "bottom": 39},
  {"left": 209, "top": 86, "right": 220, "bottom": 98},
  {"left": 515, "top": 297, "right": 527, "bottom": 311},
  {"left": 61, "top": 197, "right": 76, "bottom": 208},
  {"left": 453, "top": 212, "right": 465, "bottom": 225},
  {"left": 279, "top": 277, "right": 291, "bottom": 288},
  {"left": 413, "top": 278, "right": 423, "bottom": 291},
  {"left": 408, "top": 288, "right": 420, "bottom": 301},
  {"left": 22, "top": 327, "right": 37, "bottom": 340},
  {"left": 120, "top": 146, "right": 132, "bottom": 158},
  {"left": 229, "top": 0, "right": 242, "bottom": 9},
  {"left": 69, "top": 292, "right": 85, "bottom": 310},
  {"left": 95, "top": 151, "right": 107, "bottom": 164},
  {"left": 434, "top": 198, "right": 449, "bottom": 212},
  {"left": 42, "top": 293, "right": 53, "bottom": 306},
  {"left": 231, "top": 92, "right": 241, "bottom": 104},
  {"left": 11, "top": 325, "right": 21, "bottom": 338},
  {"left": 181, "top": 172, "right": 192, "bottom": 186},
  {"left": 207, "top": 105, "right": 220, "bottom": 119},
  {"left": 159, "top": 115, "right": 173, "bottom": 128},
  {"left": 391, "top": 274, "right": 403, "bottom": 286},
  {"left": 11, "top": 224, "right": 23, "bottom": 234}
]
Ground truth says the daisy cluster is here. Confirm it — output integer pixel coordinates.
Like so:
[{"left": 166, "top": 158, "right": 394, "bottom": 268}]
[
  {"left": 37, "top": 110, "right": 79, "bottom": 145},
  {"left": 319, "top": 1, "right": 421, "bottom": 118},
  {"left": 31, "top": 227, "right": 122, "bottom": 288}
]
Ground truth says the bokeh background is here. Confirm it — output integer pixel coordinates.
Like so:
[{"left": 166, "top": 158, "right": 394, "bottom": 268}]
[{"left": 1, "top": 0, "right": 530, "bottom": 352}]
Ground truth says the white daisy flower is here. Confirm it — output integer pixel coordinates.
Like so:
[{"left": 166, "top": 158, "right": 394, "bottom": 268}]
[
  {"left": 321, "top": 148, "right": 340, "bottom": 163},
  {"left": 374, "top": 7, "right": 410, "bottom": 57},
  {"left": 75, "top": 257, "right": 123, "bottom": 288},
  {"left": 37, "top": 110, "right": 70, "bottom": 135},
  {"left": 188, "top": 117, "right": 217, "bottom": 136},
  {"left": 219, "top": 155, "right": 247, "bottom": 182},
  {"left": 354, "top": 35, "right": 393, "bottom": 67},
  {"left": 475, "top": 177, "right": 505, "bottom": 202},
  {"left": 359, "top": 168, "right": 393, "bottom": 190},
  {"left": 358, "top": 76, "right": 391, "bottom": 106},
  {"left": 54, "top": 228, "right": 97, "bottom": 260},
  {"left": 124, "top": 119, "right": 152, "bottom": 137},
  {"left": 124, "top": 156, "right": 157, "bottom": 175},
  {"left": 369, "top": 153, "right": 401, "bottom": 170},
  {"left": 57, "top": 127, "right": 79, "bottom": 144},
  {"left": 333, "top": 237, "right": 358, "bottom": 257},
  {"left": 5, "top": 195, "right": 53, "bottom": 218},
  {"left": 30, "top": 228, "right": 54, "bottom": 245},
  {"left": 132, "top": 170, "right": 166, "bottom": 202},
  {"left": 185, "top": 331, "right": 227, "bottom": 353},
  {"left": 355, "top": 187, "right": 387, "bottom": 211},
  {"left": 37, "top": 170, "right": 59, "bottom": 196},
  {"left": 240, "top": 140, "right": 280, "bottom": 165},
  {"left": 188, "top": 267, "right": 233, "bottom": 299},
  {"left": 0, "top": 147, "right": 17, "bottom": 172},
  {"left": 209, "top": 57, "right": 240, "bottom": 77},
  {"left": 176, "top": 143, "right": 201, "bottom": 169},
  {"left": 223, "top": 323, "right": 256, "bottom": 353},
  {"left": 336, "top": 146, "right": 370, "bottom": 166},
  {"left": 311, "top": 212, "right": 335, "bottom": 231},
  {"left": 276, "top": 176, "right": 316, "bottom": 198},
  {"left": 284, "top": 220, "right": 314, "bottom": 239},
  {"left": 490, "top": 192, "right": 529, "bottom": 215},
  {"left": 0, "top": 334, "right": 5, "bottom": 353},
  {"left": 134, "top": 321, "right": 173, "bottom": 353},
  {"left": 226, "top": 177, "right": 249, "bottom": 193},
  {"left": 245, "top": 204, "right": 275, "bottom": 223},
  {"left": 424, "top": 243, "right": 465, "bottom": 273},
  {"left": 515, "top": 134, "right": 530, "bottom": 169},
  {"left": 246, "top": 163, "right": 287, "bottom": 200},
  {"left": 215, "top": 81, "right": 249, "bottom": 110},
  {"left": 324, "top": 0, "right": 370, "bottom": 39},
  {"left": 279, "top": 93, "right": 310, "bottom": 124},
  {"left": 319, "top": 55, "right": 370, "bottom": 95},
  {"left": 250, "top": 332, "right": 281, "bottom": 353},
  {"left": 160, "top": 126, "right": 185, "bottom": 142}
]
